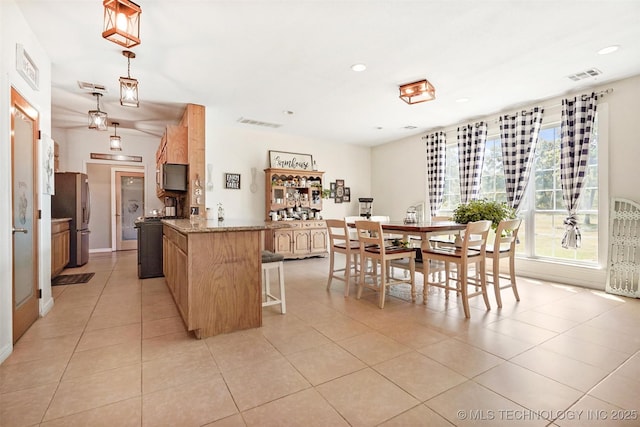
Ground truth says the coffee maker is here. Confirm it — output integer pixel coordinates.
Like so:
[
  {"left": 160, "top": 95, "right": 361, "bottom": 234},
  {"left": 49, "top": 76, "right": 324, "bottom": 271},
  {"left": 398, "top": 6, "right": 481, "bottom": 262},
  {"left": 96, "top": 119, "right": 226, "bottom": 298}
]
[
  {"left": 358, "top": 198, "right": 373, "bottom": 218},
  {"left": 164, "top": 196, "right": 177, "bottom": 217}
]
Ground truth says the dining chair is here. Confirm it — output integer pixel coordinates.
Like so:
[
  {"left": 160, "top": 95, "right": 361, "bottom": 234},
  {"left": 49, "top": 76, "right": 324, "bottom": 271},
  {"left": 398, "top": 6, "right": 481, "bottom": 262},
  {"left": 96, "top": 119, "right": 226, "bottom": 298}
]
[
  {"left": 326, "top": 219, "right": 360, "bottom": 297},
  {"left": 485, "top": 218, "right": 522, "bottom": 308},
  {"left": 428, "top": 215, "right": 457, "bottom": 249},
  {"left": 344, "top": 215, "right": 361, "bottom": 240},
  {"left": 422, "top": 220, "right": 492, "bottom": 318},
  {"left": 355, "top": 220, "right": 416, "bottom": 308}
]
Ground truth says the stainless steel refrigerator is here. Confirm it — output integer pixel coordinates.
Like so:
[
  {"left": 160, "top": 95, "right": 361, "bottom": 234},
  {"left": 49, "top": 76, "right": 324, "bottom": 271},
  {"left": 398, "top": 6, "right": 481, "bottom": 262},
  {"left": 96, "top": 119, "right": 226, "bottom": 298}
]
[{"left": 52, "top": 172, "right": 91, "bottom": 267}]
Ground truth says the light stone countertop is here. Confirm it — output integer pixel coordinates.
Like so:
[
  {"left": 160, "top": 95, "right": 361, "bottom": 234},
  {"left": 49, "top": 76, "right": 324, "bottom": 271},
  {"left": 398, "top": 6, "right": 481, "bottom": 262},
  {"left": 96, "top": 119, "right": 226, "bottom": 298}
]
[
  {"left": 161, "top": 218, "right": 282, "bottom": 234},
  {"left": 51, "top": 218, "right": 72, "bottom": 223}
]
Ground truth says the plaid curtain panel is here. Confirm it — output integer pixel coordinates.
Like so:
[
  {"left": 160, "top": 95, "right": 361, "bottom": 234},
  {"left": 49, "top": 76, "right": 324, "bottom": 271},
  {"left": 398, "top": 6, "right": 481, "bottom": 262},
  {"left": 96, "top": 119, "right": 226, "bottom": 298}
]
[
  {"left": 425, "top": 132, "right": 446, "bottom": 216},
  {"left": 499, "top": 107, "right": 544, "bottom": 212},
  {"left": 457, "top": 122, "right": 488, "bottom": 203},
  {"left": 560, "top": 93, "right": 597, "bottom": 249}
]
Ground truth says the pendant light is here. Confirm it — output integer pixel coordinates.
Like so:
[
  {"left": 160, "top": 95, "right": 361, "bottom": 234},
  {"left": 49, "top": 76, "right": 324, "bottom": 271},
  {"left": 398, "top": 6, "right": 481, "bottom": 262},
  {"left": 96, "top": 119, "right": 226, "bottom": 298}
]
[
  {"left": 110, "top": 122, "right": 123, "bottom": 151},
  {"left": 120, "top": 50, "right": 139, "bottom": 107},
  {"left": 102, "top": 0, "right": 141, "bottom": 48},
  {"left": 88, "top": 92, "right": 108, "bottom": 131}
]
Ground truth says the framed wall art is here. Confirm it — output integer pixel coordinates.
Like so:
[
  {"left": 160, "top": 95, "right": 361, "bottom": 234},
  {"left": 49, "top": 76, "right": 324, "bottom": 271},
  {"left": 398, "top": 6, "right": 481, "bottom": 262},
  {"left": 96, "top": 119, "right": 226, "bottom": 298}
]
[
  {"left": 335, "top": 179, "right": 345, "bottom": 203},
  {"left": 269, "top": 150, "right": 313, "bottom": 171},
  {"left": 224, "top": 173, "right": 241, "bottom": 189},
  {"left": 343, "top": 187, "right": 351, "bottom": 202}
]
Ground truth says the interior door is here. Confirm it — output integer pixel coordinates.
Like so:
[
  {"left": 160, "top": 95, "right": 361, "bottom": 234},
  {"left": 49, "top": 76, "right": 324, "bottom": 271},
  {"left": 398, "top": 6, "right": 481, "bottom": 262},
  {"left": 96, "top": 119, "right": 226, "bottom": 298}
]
[
  {"left": 115, "top": 171, "right": 144, "bottom": 250},
  {"left": 11, "top": 87, "right": 40, "bottom": 343}
]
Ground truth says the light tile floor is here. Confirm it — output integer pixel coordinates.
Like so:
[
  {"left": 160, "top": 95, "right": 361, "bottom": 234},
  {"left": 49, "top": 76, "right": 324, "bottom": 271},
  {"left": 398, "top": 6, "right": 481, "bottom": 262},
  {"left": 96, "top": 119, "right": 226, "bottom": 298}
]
[{"left": 1, "top": 251, "right": 640, "bottom": 426}]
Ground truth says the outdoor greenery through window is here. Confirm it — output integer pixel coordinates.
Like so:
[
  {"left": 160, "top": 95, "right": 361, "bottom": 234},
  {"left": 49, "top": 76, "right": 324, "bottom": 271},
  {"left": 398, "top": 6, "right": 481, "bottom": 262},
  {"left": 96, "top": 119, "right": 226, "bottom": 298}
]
[{"left": 440, "top": 121, "right": 599, "bottom": 265}]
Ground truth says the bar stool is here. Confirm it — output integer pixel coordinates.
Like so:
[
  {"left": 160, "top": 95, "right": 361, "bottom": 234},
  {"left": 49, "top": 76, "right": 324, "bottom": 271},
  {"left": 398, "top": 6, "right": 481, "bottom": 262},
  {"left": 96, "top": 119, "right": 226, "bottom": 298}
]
[{"left": 261, "top": 250, "right": 286, "bottom": 313}]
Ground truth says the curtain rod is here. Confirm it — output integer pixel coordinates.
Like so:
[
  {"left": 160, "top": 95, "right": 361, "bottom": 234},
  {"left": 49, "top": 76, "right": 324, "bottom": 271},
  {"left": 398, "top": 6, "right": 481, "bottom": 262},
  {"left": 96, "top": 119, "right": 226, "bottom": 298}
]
[{"left": 421, "top": 88, "right": 613, "bottom": 139}]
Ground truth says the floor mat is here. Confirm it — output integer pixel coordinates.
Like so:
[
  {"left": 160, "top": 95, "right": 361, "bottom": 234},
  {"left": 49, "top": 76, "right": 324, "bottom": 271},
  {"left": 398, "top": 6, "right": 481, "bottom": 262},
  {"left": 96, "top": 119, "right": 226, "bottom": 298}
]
[{"left": 51, "top": 272, "right": 95, "bottom": 286}]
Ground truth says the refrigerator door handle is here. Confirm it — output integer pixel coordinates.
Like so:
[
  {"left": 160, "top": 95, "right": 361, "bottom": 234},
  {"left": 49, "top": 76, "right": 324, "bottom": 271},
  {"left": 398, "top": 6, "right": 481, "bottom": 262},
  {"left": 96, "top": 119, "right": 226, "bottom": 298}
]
[{"left": 86, "top": 182, "right": 91, "bottom": 223}]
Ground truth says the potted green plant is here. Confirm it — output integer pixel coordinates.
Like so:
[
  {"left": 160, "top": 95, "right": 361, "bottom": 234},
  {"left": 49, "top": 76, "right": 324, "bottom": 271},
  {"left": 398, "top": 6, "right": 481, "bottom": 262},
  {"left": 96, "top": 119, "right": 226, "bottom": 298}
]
[{"left": 452, "top": 199, "right": 516, "bottom": 230}]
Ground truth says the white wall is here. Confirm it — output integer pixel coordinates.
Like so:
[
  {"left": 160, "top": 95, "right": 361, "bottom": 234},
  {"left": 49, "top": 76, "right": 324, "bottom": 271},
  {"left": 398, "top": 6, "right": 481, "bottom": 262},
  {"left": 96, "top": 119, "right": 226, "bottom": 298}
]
[
  {"left": 371, "top": 74, "right": 640, "bottom": 290},
  {"left": 202, "top": 122, "right": 371, "bottom": 222},
  {"left": 53, "top": 127, "right": 164, "bottom": 218},
  {"left": 1, "top": 0, "right": 52, "bottom": 363}
]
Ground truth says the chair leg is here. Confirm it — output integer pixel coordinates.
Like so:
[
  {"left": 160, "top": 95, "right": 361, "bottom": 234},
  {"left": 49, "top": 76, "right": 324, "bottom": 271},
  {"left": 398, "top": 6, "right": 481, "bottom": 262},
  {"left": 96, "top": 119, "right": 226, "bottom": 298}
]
[
  {"left": 343, "top": 253, "right": 351, "bottom": 297},
  {"left": 480, "top": 260, "right": 490, "bottom": 310},
  {"left": 277, "top": 261, "right": 286, "bottom": 314},
  {"left": 459, "top": 265, "right": 471, "bottom": 318},
  {"left": 422, "top": 258, "right": 430, "bottom": 305},
  {"left": 264, "top": 266, "right": 271, "bottom": 301},
  {"left": 509, "top": 254, "right": 520, "bottom": 302},
  {"left": 356, "top": 257, "right": 366, "bottom": 300},
  {"left": 493, "top": 256, "right": 503, "bottom": 308},
  {"left": 326, "top": 250, "right": 335, "bottom": 291},
  {"left": 409, "top": 257, "right": 416, "bottom": 302},
  {"left": 444, "top": 262, "right": 451, "bottom": 299},
  {"left": 378, "top": 266, "right": 387, "bottom": 309}
]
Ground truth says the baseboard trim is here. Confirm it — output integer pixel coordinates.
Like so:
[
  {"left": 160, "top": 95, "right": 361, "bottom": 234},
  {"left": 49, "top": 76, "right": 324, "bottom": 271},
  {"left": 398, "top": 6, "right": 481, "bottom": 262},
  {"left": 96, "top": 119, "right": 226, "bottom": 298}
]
[
  {"left": 40, "top": 296, "right": 54, "bottom": 317},
  {"left": 0, "top": 343, "right": 12, "bottom": 364},
  {"left": 89, "top": 248, "right": 113, "bottom": 253}
]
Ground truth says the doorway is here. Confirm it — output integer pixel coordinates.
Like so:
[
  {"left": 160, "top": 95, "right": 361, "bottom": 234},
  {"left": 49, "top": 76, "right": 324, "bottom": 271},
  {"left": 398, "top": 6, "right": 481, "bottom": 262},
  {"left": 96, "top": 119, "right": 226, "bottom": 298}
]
[
  {"left": 115, "top": 170, "right": 144, "bottom": 251},
  {"left": 11, "top": 87, "right": 40, "bottom": 343}
]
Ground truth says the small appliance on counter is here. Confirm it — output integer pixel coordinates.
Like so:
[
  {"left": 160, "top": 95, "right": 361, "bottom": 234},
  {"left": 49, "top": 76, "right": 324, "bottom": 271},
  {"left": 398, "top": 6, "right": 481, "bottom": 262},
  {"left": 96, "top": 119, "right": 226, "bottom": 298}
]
[
  {"left": 358, "top": 198, "right": 373, "bottom": 218},
  {"left": 164, "top": 196, "right": 177, "bottom": 217}
]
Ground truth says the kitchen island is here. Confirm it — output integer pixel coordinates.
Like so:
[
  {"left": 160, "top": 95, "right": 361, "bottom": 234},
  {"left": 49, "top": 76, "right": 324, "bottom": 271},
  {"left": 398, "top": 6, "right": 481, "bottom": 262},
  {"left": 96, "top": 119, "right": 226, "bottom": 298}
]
[{"left": 161, "top": 218, "right": 271, "bottom": 338}]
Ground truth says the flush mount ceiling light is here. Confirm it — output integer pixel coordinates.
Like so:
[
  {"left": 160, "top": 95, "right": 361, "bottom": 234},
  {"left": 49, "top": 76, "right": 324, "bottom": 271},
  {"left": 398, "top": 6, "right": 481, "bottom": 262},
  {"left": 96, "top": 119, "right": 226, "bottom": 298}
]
[
  {"left": 110, "top": 122, "right": 123, "bottom": 151},
  {"left": 88, "top": 92, "right": 108, "bottom": 131},
  {"left": 351, "top": 63, "right": 367, "bottom": 72},
  {"left": 102, "top": 0, "right": 141, "bottom": 48},
  {"left": 399, "top": 79, "right": 436, "bottom": 105},
  {"left": 598, "top": 45, "right": 619, "bottom": 55},
  {"left": 119, "top": 50, "right": 139, "bottom": 107}
]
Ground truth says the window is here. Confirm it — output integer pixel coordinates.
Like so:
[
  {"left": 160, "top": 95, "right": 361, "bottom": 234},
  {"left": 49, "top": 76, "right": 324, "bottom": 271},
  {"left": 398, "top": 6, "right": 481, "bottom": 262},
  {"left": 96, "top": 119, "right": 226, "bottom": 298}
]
[{"left": 439, "top": 121, "right": 599, "bottom": 266}]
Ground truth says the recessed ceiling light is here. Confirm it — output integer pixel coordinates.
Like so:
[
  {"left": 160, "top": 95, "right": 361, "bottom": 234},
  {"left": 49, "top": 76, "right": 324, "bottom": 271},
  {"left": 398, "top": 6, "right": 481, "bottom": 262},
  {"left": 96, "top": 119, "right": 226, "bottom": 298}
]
[
  {"left": 375, "top": 126, "right": 383, "bottom": 130},
  {"left": 351, "top": 63, "right": 367, "bottom": 72},
  {"left": 282, "top": 110, "right": 294, "bottom": 115},
  {"left": 598, "top": 45, "right": 619, "bottom": 55},
  {"left": 456, "top": 98, "right": 469, "bottom": 103}
]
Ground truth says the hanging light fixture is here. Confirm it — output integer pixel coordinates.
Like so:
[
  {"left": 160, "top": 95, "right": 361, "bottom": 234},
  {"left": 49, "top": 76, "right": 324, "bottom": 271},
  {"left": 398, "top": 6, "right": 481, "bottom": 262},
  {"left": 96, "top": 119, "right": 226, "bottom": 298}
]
[
  {"left": 110, "top": 122, "right": 123, "bottom": 151},
  {"left": 120, "top": 50, "right": 139, "bottom": 107},
  {"left": 102, "top": 0, "right": 141, "bottom": 48},
  {"left": 88, "top": 92, "right": 108, "bottom": 131},
  {"left": 399, "top": 79, "right": 436, "bottom": 104}
]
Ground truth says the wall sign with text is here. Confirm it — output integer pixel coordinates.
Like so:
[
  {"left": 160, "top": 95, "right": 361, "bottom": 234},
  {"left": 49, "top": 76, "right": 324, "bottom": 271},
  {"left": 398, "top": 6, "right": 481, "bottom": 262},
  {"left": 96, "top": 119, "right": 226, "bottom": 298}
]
[
  {"left": 225, "top": 173, "right": 241, "bottom": 189},
  {"left": 269, "top": 151, "right": 313, "bottom": 171}
]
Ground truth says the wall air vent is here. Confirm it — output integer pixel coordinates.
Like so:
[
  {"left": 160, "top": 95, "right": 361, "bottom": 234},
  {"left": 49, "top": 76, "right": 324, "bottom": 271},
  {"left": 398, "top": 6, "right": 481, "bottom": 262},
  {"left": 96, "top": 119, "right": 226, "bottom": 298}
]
[
  {"left": 567, "top": 68, "right": 602, "bottom": 82},
  {"left": 77, "top": 81, "right": 108, "bottom": 94},
  {"left": 237, "top": 117, "right": 282, "bottom": 128}
]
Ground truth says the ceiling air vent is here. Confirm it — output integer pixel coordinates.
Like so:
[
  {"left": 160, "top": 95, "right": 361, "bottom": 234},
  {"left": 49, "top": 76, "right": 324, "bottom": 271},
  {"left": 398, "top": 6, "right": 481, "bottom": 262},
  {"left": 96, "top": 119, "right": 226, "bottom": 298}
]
[
  {"left": 77, "top": 81, "right": 108, "bottom": 94},
  {"left": 567, "top": 68, "right": 602, "bottom": 82},
  {"left": 237, "top": 117, "right": 282, "bottom": 129}
]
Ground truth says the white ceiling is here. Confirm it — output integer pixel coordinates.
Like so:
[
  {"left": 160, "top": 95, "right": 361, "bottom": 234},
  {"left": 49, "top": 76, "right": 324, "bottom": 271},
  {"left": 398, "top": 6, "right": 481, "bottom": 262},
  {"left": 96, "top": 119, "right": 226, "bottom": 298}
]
[{"left": 15, "top": 0, "right": 640, "bottom": 146}]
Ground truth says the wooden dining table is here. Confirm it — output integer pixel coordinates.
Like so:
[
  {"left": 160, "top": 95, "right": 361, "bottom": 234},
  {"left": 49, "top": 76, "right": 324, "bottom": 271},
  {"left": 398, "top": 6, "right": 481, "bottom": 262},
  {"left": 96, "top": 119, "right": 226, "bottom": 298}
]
[{"left": 347, "top": 219, "right": 466, "bottom": 250}]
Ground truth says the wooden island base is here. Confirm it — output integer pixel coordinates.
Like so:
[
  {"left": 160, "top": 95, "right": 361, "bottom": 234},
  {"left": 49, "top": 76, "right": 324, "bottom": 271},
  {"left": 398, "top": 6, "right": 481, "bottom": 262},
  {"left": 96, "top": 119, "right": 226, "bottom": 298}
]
[{"left": 162, "top": 219, "right": 269, "bottom": 338}]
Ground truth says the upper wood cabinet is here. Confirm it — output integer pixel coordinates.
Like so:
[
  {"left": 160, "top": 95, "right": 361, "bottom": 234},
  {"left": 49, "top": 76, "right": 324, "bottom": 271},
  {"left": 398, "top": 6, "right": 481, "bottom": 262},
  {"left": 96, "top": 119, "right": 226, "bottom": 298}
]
[
  {"left": 154, "top": 104, "right": 205, "bottom": 211},
  {"left": 156, "top": 125, "right": 188, "bottom": 165}
]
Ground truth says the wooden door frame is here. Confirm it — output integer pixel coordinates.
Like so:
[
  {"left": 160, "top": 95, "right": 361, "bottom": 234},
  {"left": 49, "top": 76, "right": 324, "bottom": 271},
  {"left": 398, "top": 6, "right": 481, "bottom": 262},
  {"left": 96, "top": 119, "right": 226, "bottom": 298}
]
[
  {"left": 111, "top": 167, "right": 144, "bottom": 251},
  {"left": 10, "top": 87, "right": 40, "bottom": 343}
]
